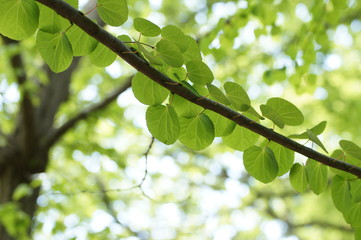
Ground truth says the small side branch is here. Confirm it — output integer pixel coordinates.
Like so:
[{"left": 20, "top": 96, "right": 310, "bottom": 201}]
[{"left": 44, "top": 77, "right": 132, "bottom": 149}]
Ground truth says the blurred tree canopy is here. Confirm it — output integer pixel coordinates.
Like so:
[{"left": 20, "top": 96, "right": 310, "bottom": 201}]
[{"left": 1, "top": 0, "right": 361, "bottom": 239}]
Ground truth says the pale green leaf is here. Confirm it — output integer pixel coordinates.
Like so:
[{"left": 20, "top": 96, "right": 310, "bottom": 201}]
[
  {"left": 89, "top": 42, "right": 117, "bottom": 67},
  {"left": 161, "top": 25, "right": 188, "bottom": 52},
  {"left": 340, "top": 140, "right": 361, "bottom": 160},
  {"left": 265, "top": 97, "right": 304, "bottom": 126},
  {"left": 331, "top": 175, "right": 353, "bottom": 214},
  {"left": 260, "top": 104, "right": 284, "bottom": 128},
  {"left": 223, "top": 125, "right": 259, "bottom": 151},
  {"left": 347, "top": 202, "right": 361, "bottom": 228},
  {"left": 350, "top": 180, "right": 361, "bottom": 203},
  {"left": 207, "top": 84, "right": 231, "bottom": 105},
  {"left": 97, "top": 0, "right": 128, "bottom": 26},
  {"left": 186, "top": 60, "right": 214, "bottom": 85},
  {"left": 132, "top": 72, "right": 169, "bottom": 105},
  {"left": 36, "top": 30, "right": 73, "bottom": 73},
  {"left": 172, "top": 94, "right": 203, "bottom": 118},
  {"left": 146, "top": 105, "right": 180, "bottom": 145},
  {"left": 178, "top": 114, "right": 214, "bottom": 150},
  {"left": 134, "top": 17, "right": 161, "bottom": 37},
  {"left": 306, "top": 130, "right": 328, "bottom": 153},
  {"left": 289, "top": 121, "right": 327, "bottom": 139},
  {"left": 243, "top": 146, "right": 278, "bottom": 183},
  {"left": 183, "top": 36, "right": 202, "bottom": 63},
  {"left": 66, "top": 24, "right": 98, "bottom": 56},
  {"left": 224, "top": 82, "right": 250, "bottom": 111},
  {"left": 290, "top": 163, "right": 308, "bottom": 192},
  {"left": 156, "top": 39, "right": 183, "bottom": 68},
  {"left": 0, "top": 0, "right": 39, "bottom": 40},
  {"left": 205, "top": 110, "right": 236, "bottom": 137},
  {"left": 269, "top": 141, "right": 294, "bottom": 176},
  {"left": 306, "top": 158, "right": 328, "bottom": 195}
]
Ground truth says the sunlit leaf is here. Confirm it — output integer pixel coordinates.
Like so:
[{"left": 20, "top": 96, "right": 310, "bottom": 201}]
[
  {"left": 89, "top": 42, "right": 117, "bottom": 67},
  {"left": 67, "top": 24, "right": 98, "bottom": 56},
  {"left": 36, "top": 30, "right": 73, "bottom": 73},
  {"left": 146, "top": 105, "right": 180, "bottom": 145},
  {"left": 331, "top": 175, "right": 353, "bottom": 214},
  {"left": 134, "top": 17, "right": 161, "bottom": 37},
  {"left": 306, "top": 158, "right": 328, "bottom": 195},
  {"left": 265, "top": 97, "right": 304, "bottom": 126},
  {"left": 207, "top": 84, "right": 231, "bottom": 105},
  {"left": 97, "top": 0, "right": 128, "bottom": 26},
  {"left": 161, "top": 25, "right": 188, "bottom": 52},
  {"left": 0, "top": 0, "right": 39, "bottom": 40},
  {"left": 205, "top": 110, "right": 236, "bottom": 137},
  {"left": 178, "top": 114, "right": 214, "bottom": 150},
  {"left": 243, "top": 146, "right": 278, "bottom": 183},
  {"left": 222, "top": 125, "right": 259, "bottom": 151},
  {"left": 260, "top": 104, "right": 284, "bottom": 128},
  {"left": 340, "top": 140, "right": 361, "bottom": 161},
  {"left": 156, "top": 39, "right": 183, "bottom": 68},
  {"left": 132, "top": 72, "right": 169, "bottom": 105},
  {"left": 186, "top": 60, "right": 214, "bottom": 85},
  {"left": 224, "top": 82, "right": 250, "bottom": 111},
  {"left": 269, "top": 141, "right": 294, "bottom": 176},
  {"left": 290, "top": 163, "right": 308, "bottom": 192},
  {"left": 183, "top": 36, "right": 202, "bottom": 63}
]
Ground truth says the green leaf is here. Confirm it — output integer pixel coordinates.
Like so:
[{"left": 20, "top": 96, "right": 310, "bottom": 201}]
[
  {"left": 205, "top": 110, "right": 236, "bottom": 137},
  {"left": 178, "top": 114, "right": 214, "bottom": 151},
  {"left": 244, "top": 106, "right": 264, "bottom": 120},
  {"left": 0, "top": 0, "right": 39, "bottom": 40},
  {"left": 265, "top": 97, "right": 304, "bottom": 126},
  {"left": 97, "top": 0, "right": 128, "bottom": 26},
  {"left": 38, "top": 0, "right": 77, "bottom": 33},
  {"left": 347, "top": 202, "right": 361, "bottom": 228},
  {"left": 306, "top": 159, "right": 328, "bottom": 195},
  {"left": 260, "top": 104, "right": 284, "bottom": 128},
  {"left": 331, "top": 175, "right": 353, "bottom": 214},
  {"left": 186, "top": 60, "right": 214, "bottom": 85},
  {"left": 290, "top": 163, "right": 308, "bottom": 192},
  {"left": 134, "top": 17, "right": 161, "bottom": 37},
  {"left": 36, "top": 30, "right": 73, "bottom": 73},
  {"left": 66, "top": 24, "right": 98, "bottom": 56},
  {"left": 224, "top": 82, "right": 250, "bottom": 111},
  {"left": 269, "top": 142, "right": 294, "bottom": 176},
  {"left": 306, "top": 130, "right": 328, "bottom": 153},
  {"left": 330, "top": 149, "right": 355, "bottom": 179},
  {"left": 156, "top": 39, "right": 184, "bottom": 68},
  {"left": 161, "top": 25, "right": 188, "bottom": 52},
  {"left": 207, "top": 84, "right": 231, "bottom": 105},
  {"left": 146, "top": 105, "right": 179, "bottom": 145},
  {"left": 183, "top": 36, "right": 202, "bottom": 63},
  {"left": 132, "top": 72, "right": 169, "bottom": 105},
  {"left": 340, "top": 140, "right": 361, "bottom": 160},
  {"left": 289, "top": 121, "right": 327, "bottom": 139},
  {"left": 243, "top": 146, "right": 278, "bottom": 183},
  {"left": 350, "top": 180, "right": 361, "bottom": 203},
  {"left": 172, "top": 94, "right": 203, "bottom": 118},
  {"left": 89, "top": 42, "right": 117, "bottom": 67},
  {"left": 136, "top": 43, "right": 163, "bottom": 66},
  {"left": 223, "top": 125, "right": 259, "bottom": 151}
]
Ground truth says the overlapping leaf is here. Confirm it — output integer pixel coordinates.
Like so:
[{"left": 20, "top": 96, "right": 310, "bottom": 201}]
[
  {"left": 132, "top": 72, "right": 169, "bottom": 105},
  {"left": 156, "top": 39, "right": 183, "bottom": 68},
  {"left": 67, "top": 24, "right": 98, "bottom": 56},
  {"left": 331, "top": 175, "right": 353, "bottom": 214},
  {"left": 306, "top": 158, "right": 328, "bottom": 195},
  {"left": 89, "top": 42, "right": 117, "bottom": 67},
  {"left": 205, "top": 110, "right": 236, "bottom": 137},
  {"left": 146, "top": 105, "right": 179, "bottom": 145},
  {"left": 243, "top": 146, "right": 278, "bottom": 183},
  {"left": 161, "top": 25, "right": 188, "bottom": 52},
  {"left": 186, "top": 60, "right": 214, "bottom": 85},
  {"left": 269, "top": 141, "right": 294, "bottom": 176},
  {"left": 36, "top": 30, "right": 73, "bottom": 73},
  {"left": 224, "top": 82, "right": 250, "bottom": 111},
  {"left": 222, "top": 125, "right": 259, "bottom": 151},
  {"left": 178, "top": 114, "right": 214, "bottom": 150}
]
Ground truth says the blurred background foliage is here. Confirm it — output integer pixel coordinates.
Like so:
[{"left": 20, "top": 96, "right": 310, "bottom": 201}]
[{"left": 1, "top": 0, "right": 361, "bottom": 239}]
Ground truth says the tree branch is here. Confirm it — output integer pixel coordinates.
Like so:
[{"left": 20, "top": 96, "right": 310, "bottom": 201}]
[
  {"left": 35, "top": 0, "right": 361, "bottom": 178},
  {"left": 44, "top": 76, "right": 132, "bottom": 149}
]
